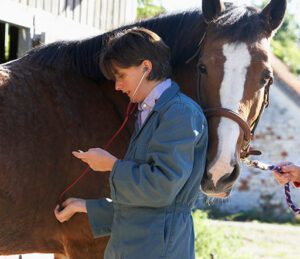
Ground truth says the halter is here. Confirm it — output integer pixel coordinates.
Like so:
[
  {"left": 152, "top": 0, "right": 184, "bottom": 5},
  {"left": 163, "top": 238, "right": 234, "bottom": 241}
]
[
  {"left": 200, "top": 75, "right": 272, "bottom": 158},
  {"left": 189, "top": 29, "right": 272, "bottom": 158},
  {"left": 188, "top": 24, "right": 300, "bottom": 214}
]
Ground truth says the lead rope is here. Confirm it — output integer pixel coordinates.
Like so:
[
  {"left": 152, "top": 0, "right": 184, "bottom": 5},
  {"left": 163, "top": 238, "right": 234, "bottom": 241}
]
[
  {"left": 57, "top": 102, "right": 137, "bottom": 211},
  {"left": 243, "top": 158, "right": 300, "bottom": 214}
]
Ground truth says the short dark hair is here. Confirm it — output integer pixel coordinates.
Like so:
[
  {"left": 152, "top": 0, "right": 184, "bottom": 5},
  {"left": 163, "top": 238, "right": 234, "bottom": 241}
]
[{"left": 100, "top": 27, "right": 171, "bottom": 81}]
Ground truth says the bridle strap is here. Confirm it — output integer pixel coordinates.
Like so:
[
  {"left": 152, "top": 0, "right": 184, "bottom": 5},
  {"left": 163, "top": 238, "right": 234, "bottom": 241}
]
[
  {"left": 204, "top": 107, "right": 257, "bottom": 158},
  {"left": 249, "top": 78, "right": 272, "bottom": 136},
  {"left": 185, "top": 32, "right": 207, "bottom": 65},
  {"left": 204, "top": 108, "right": 252, "bottom": 142},
  {"left": 192, "top": 29, "right": 272, "bottom": 158},
  {"left": 185, "top": 21, "right": 273, "bottom": 158}
]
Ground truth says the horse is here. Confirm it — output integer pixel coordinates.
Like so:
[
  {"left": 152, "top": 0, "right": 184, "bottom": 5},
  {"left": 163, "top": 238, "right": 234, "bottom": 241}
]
[{"left": 0, "top": 0, "right": 286, "bottom": 257}]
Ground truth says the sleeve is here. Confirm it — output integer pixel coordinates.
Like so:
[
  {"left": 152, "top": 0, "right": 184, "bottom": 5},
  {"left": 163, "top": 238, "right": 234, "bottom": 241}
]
[
  {"left": 86, "top": 198, "right": 114, "bottom": 238},
  {"left": 109, "top": 103, "right": 206, "bottom": 207}
]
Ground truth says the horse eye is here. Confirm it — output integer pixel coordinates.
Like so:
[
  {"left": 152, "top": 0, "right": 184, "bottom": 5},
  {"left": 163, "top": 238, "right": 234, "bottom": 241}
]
[{"left": 198, "top": 64, "right": 207, "bottom": 74}]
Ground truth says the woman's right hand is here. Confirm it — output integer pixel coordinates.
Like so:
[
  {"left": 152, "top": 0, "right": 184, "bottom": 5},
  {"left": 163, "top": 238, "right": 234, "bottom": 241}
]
[{"left": 54, "top": 198, "right": 87, "bottom": 223}]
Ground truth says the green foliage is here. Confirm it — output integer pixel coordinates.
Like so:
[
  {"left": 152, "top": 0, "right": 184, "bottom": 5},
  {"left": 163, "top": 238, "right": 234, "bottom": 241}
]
[
  {"left": 200, "top": 205, "right": 298, "bottom": 224},
  {"left": 251, "top": 0, "right": 300, "bottom": 75},
  {"left": 193, "top": 211, "right": 247, "bottom": 259},
  {"left": 194, "top": 212, "right": 300, "bottom": 258},
  {"left": 193, "top": 210, "right": 300, "bottom": 258},
  {"left": 271, "top": 13, "right": 300, "bottom": 75},
  {"left": 137, "top": 0, "right": 166, "bottom": 19}
]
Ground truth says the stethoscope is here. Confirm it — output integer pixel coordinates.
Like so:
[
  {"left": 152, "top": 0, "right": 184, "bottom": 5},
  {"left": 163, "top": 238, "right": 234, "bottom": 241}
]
[{"left": 58, "top": 67, "right": 149, "bottom": 211}]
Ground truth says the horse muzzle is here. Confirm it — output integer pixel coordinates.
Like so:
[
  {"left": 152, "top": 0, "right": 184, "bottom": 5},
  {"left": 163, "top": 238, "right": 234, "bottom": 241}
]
[{"left": 200, "top": 163, "right": 240, "bottom": 198}]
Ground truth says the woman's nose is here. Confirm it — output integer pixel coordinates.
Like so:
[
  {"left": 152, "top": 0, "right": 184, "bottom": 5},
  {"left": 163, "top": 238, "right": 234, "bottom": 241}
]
[{"left": 115, "top": 81, "right": 122, "bottom": 91}]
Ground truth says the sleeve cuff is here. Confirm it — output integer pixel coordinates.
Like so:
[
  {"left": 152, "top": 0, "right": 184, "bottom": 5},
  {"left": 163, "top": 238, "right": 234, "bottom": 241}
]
[
  {"left": 86, "top": 199, "right": 114, "bottom": 238},
  {"left": 109, "top": 159, "right": 122, "bottom": 201},
  {"left": 293, "top": 182, "right": 300, "bottom": 188}
]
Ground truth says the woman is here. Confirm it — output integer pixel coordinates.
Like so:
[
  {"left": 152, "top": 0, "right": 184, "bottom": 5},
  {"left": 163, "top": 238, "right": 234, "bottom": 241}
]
[{"left": 54, "top": 27, "right": 208, "bottom": 259}]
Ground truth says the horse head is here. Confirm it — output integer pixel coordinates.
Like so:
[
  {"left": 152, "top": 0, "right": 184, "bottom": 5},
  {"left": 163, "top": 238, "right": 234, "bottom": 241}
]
[{"left": 199, "top": 0, "right": 287, "bottom": 198}]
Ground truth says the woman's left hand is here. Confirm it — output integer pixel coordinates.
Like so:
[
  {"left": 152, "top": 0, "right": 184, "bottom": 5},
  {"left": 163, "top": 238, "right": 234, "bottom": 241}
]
[
  {"left": 272, "top": 162, "right": 293, "bottom": 185},
  {"left": 273, "top": 171, "right": 291, "bottom": 186},
  {"left": 72, "top": 148, "right": 117, "bottom": 172},
  {"left": 54, "top": 198, "right": 87, "bottom": 223}
]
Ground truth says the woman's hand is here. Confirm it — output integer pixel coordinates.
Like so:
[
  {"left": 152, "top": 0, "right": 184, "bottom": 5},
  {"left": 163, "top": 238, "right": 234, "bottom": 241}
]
[
  {"left": 273, "top": 171, "right": 291, "bottom": 186},
  {"left": 72, "top": 148, "right": 117, "bottom": 172},
  {"left": 54, "top": 198, "right": 87, "bottom": 223},
  {"left": 280, "top": 162, "right": 300, "bottom": 183},
  {"left": 273, "top": 162, "right": 300, "bottom": 185}
]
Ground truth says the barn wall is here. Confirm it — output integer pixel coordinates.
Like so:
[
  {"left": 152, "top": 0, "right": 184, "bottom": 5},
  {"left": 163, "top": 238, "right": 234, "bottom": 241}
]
[
  {"left": 0, "top": 0, "right": 137, "bottom": 58},
  {"left": 3, "top": 0, "right": 137, "bottom": 31}
]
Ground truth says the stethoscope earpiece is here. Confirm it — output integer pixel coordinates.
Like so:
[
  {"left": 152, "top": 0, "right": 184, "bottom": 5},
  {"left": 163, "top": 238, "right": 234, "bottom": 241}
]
[{"left": 132, "top": 68, "right": 148, "bottom": 99}]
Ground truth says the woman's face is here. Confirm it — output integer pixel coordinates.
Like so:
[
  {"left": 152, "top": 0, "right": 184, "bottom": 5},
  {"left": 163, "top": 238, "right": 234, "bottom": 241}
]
[{"left": 112, "top": 63, "right": 147, "bottom": 103}]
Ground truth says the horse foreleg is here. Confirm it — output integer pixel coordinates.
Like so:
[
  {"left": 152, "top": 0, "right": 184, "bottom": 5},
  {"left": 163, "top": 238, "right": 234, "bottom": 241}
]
[{"left": 63, "top": 237, "right": 109, "bottom": 259}]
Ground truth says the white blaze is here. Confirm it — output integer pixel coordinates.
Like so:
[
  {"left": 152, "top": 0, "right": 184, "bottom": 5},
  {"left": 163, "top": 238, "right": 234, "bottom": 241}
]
[{"left": 209, "top": 43, "right": 251, "bottom": 186}]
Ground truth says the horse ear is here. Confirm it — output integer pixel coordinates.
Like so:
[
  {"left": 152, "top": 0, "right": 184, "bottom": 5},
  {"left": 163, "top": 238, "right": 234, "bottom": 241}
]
[
  {"left": 260, "top": 0, "right": 287, "bottom": 33},
  {"left": 202, "top": 0, "right": 225, "bottom": 23}
]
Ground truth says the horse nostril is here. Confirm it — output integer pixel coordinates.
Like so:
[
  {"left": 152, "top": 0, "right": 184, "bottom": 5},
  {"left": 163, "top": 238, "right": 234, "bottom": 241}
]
[
  {"left": 201, "top": 164, "right": 240, "bottom": 197},
  {"left": 222, "top": 164, "right": 240, "bottom": 185}
]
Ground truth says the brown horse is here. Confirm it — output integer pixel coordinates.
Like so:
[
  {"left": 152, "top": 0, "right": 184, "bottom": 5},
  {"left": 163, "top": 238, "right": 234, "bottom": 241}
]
[{"left": 0, "top": 0, "right": 286, "bottom": 258}]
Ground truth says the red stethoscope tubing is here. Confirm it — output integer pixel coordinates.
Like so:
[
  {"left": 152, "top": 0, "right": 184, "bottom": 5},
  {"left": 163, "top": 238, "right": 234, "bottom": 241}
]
[{"left": 58, "top": 102, "right": 137, "bottom": 210}]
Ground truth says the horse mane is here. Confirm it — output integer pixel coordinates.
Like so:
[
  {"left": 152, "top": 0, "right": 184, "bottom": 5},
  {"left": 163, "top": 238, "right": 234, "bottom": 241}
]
[
  {"left": 23, "top": 10, "right": 204, "bottom": 83},
  {"left": 24, "top": 36, "right": 107, "bottom": 82},
  {"left": 213, "top": 2, "right": 268, "bottom": 42},
  {"left": 22, "top": 2, "right": 266, "bottom": 82}
]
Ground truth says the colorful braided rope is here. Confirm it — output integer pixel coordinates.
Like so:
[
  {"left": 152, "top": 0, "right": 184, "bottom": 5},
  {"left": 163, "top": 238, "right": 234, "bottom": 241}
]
[
  {"left": 243, "top": 160, "right": 300, "bottom": 215},
  {"left": 268, "top": 165, "right": 300, "bottom": 214}
]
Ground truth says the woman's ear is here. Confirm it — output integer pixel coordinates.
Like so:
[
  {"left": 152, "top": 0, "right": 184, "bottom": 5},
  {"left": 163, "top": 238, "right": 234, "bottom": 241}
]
[{"left": 142, "top": 60, "right": 152, "bottom": 74}]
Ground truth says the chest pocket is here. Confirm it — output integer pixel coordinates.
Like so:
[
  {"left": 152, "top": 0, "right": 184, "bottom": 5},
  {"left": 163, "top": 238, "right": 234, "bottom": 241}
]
[
  {"left": 134, "top": 143, "right": 149, "bottom": 162},
  {"left": 131, "top": 112, "right": 159, "bottom": 162}
]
